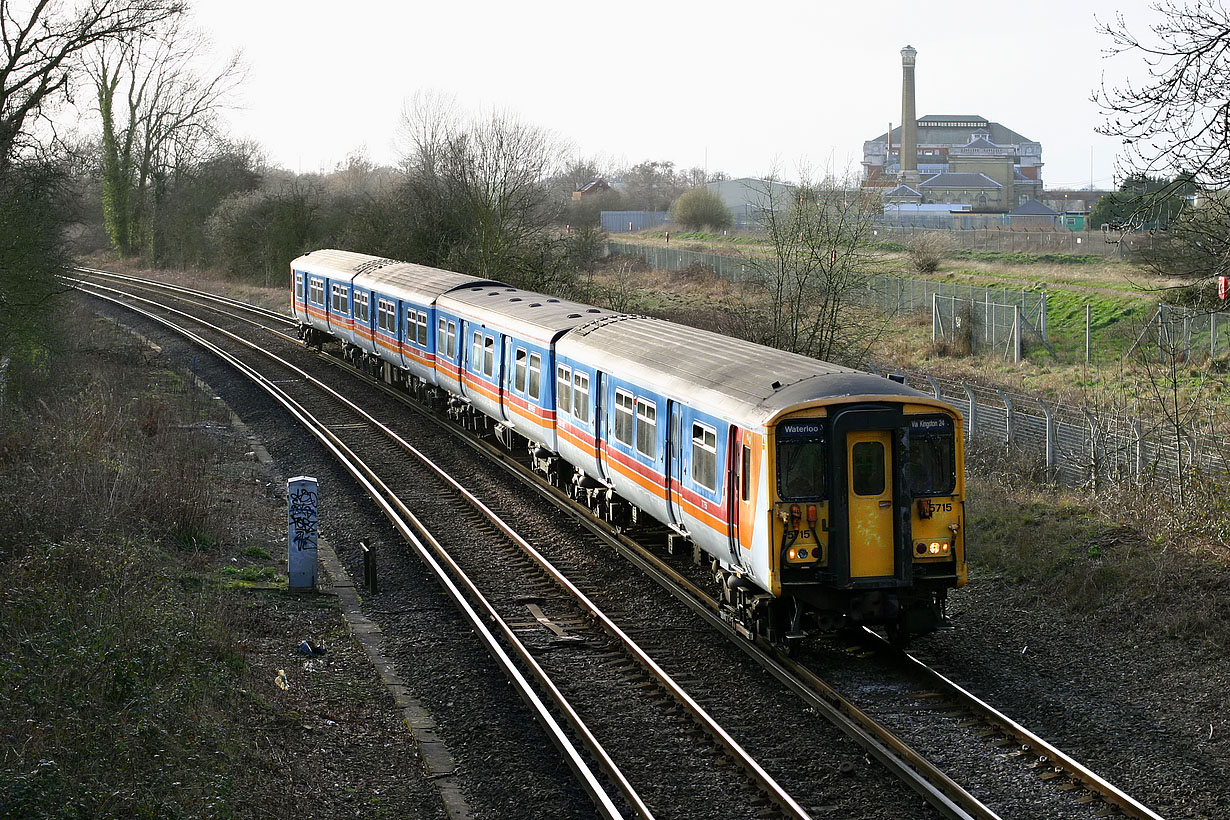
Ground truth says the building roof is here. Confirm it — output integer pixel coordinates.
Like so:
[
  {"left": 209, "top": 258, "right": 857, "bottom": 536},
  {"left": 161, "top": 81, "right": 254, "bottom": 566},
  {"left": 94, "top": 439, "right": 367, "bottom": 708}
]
[
  {"left": 884, "top": 184, "right": 922, "bottom": 197},
  {"left": 868, "top": 116, "right": 1035, "bottom": 148},
  {"left": 1010, "top": 200, "right": 1059, "bottom": 216},
  {"left": 919, "top": 172, "right": 1002, "bottom": 189}
]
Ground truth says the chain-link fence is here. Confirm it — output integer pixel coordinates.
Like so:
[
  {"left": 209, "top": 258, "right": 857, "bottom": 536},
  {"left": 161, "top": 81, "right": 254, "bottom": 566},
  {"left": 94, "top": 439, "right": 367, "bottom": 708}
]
[
  {"left": 871, "top": 224, "right": 1120, "bottom": 256},
  {"left": 879, "top": 368, "right": 1230, "bottom": 488},
  {"left": 1130, "top": 303, "right": 1230, "bottom": 361},
  {"left": 608, "top": 240, "right": 1048, "bottom": 360}
]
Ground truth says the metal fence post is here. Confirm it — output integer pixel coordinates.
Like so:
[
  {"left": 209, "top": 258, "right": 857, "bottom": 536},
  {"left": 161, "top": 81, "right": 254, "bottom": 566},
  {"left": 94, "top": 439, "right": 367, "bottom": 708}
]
[
  {"left": 1013, "top": 305, "right": 1022, "bottom": 363},
  {"left": 1085, "top": 303, "right": 1091, "bottom": 365},
  {"left": 1039, "top": 399, "right": 1056, "bottom": 481},
  {"left": 925, "top": 375, "right": 941, "bottom": 400},
  {"left": 932, "top": 293, "right": 940, "bottom": 342},
  {"left": 963, "top": 384, "right": 977, "bottom": 439},
  {"left": 1040, "top": 291, "right": 1048, "bottom": 341},
  {"left": 997, "top": 391, "right": 1015, "bottom": 447}
]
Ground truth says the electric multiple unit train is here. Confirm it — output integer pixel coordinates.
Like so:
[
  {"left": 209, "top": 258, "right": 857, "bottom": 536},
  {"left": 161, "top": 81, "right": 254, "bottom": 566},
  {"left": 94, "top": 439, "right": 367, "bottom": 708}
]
[{"left": 291, "top": 249, "right": 967, "bottom": 644}]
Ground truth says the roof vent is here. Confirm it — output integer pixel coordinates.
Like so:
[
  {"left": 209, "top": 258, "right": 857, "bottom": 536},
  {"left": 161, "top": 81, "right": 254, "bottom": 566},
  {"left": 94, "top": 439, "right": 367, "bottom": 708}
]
[
  {"left": 529, "top": 303, "right": 542, "bottom": 308},
  {"left": 509, "top": 297, "right": 522, "bottom": 302},
  {"left": 888, "top": 373, "right": 906, "bottom": 384},
  {"left": 568, "top": 313, "right": 582, "bottom": 318},
  {"left": 547, "top": 298, "right": 560, "bottom": 303},
  {"left": 771, "top": 381, "right": 783, "bottom": 390},
  {"left": 586, "top": 308, "right": 601, "bottom": 313}
]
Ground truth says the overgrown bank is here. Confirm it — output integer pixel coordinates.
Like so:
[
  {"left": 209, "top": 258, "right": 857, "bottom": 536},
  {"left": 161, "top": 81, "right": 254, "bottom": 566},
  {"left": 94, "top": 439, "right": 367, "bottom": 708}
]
[{"left": 0, "top": 306, "right": 440, "bottom": 820}]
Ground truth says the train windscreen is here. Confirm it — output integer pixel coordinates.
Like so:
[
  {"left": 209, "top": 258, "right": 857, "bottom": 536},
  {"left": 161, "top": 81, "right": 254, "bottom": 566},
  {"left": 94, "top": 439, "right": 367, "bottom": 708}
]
[
  {"left": 908, "top": 416, "right": 956, "bottom": 495},
  {"left": 777, "top": 419, "right": 827, "bottom": 500}
]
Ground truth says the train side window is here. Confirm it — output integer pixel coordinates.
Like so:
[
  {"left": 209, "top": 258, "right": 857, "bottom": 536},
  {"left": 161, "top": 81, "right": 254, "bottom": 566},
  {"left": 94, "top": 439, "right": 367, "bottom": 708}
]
[
  {"left": 556, "top": 366, "right": 571, "bottom": 416},
  {"left": 852, "top": 441, "right": 886, "bottom": 496},
  {"left": 528, "top": 353, "right": 541, "bottom": 400},
  {"left": 295, "top": 274, "right": 304, "bottom": 298},
  {"left": 446, "top": 321, "right": 457, "bottom": 358},
  {"left": 407, "top": 308, "right": 419, "bottom": 344},
  {"left": 310, "top": 278, "right": 324, "bottom": 304},
  {"left": 908, "top": 416, "right": 956, "bottom": 495},
  {"left": 483, "top": 336, "right": 495, "bottom": 377},
  {"left": 614, "top": 390, "right": 634, "bottom": 445},
  {"left": 472, "top": 331, "right": 481, "bottom": 370},
  {"left": 692, "top": 423, "right": 717, "bottom": 492},
  {"left": 378, "top": 299, "right": 394, "bottom": 332},
  {"left": 572, "top": 372, "right": 590, "bottom": 423},
  {"left": 514, "top": 348, "right": 527, "bottom": 392},
  {"left": 355, "top": 292, "right": 370, "bottom": 323},
  {"left": 437, "top": 318, "right": 446, "bottom": 351},
  {"left": 635, "top": 400, "right": 657, "bottom": 459},
  {"left": 417, "top": 312, "right": 428, "bottom": 345},
  {"left": 742, "top": 445, "right": 752, "bottom": 500}
]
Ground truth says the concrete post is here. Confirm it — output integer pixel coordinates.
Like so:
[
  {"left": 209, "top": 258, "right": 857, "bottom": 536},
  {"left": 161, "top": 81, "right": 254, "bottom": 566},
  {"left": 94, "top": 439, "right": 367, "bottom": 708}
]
[
  {"left": 963, "top": 384, "right": 977, "bottom": 439},
  {"left": 288, "top": 475, "right": 319, "bottom": 591}
]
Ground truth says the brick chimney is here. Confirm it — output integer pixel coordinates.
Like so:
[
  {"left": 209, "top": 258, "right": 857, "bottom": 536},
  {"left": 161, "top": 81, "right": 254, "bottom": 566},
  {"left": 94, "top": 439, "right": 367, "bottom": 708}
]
[{"left": 899, "top": 45, "right": 921, "bottom": 187}]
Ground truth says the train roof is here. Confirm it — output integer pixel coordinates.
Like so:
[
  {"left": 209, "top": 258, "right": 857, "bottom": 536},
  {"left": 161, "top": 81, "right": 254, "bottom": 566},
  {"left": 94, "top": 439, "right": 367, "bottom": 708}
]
[
  {"left": 437, "top": 285, "right": 620, "bottom": 345},
  {"left": 292, "top": 249, "right": 499, "bottom": 303},
  {"left": 557, "top": 316, "right": 932, "bottom": 428}
]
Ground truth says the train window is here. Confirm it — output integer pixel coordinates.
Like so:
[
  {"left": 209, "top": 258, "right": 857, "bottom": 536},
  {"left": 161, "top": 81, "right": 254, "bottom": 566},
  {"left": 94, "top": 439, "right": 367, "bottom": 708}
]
[
  {"left": 573, "top": 372, "right": 590, "bottom": 423},
  {"left": 742, "top": 445, "right": 752, "bottom": 500},
  {"left": 692, "top": 423, "right": 717, "bottom": 491},
  {"left": 417, "top": 312, "right": 428, "bottom": 346},
  {"left": 483, "top": 337, "right": 495, "bottom": 377},
  {"left": 438, "top": 318, "right": 447, "bottom": 352},
  {"left": 514, "top": 348, "right": 527, "bottom": 392},
  {"left": 908, "top": 416, "right": 956, "bottom": 495},
  {"left": 556, "top": 366, "right": 571, "bottom": 416},
  {"left": 778, "top": 439, "right": 826, "bottom": 500},
  {"left": 472, "top": 331, "right": 481, "bottom": 370},
  {"left": 852, "top": 441, "right": 886, "bottom": 496},
  {"left": 528, "top": 353, "right": 541, "bottom": 400},
  {"left": 331, "top": 284, "right": 348, "bottom": 313},
  {"left": 446, "top": 321, "right": 457, "bottom": 358},
  {"left": 614, "top": 390, "right": 635, "bottom": 445},
  {"left": 378, "top": 300, "right": 394, "bottom": 333},
  {"left": 309, "top": 278, "right": 324, "bottom": 304},
  {"left": 407, "top": 308, "right": 419, "bottom": 343},
  {"left": 355, "top": 292, "right": 370, "bottom": 323},
  {"left": 635, "top": 400, "right": 657, "bottom": 459},
  {"left": 295, "top": 274, "right": 304, "bottom": 298}
]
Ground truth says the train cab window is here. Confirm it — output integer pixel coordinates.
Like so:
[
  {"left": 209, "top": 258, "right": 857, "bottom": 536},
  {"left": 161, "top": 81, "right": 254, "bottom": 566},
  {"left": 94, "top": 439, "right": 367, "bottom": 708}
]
[
  {"left": 635, "top": 400, "right": 657, "bottom": 459},
  {"left": 556, "top": 366, "right": 572, "bottom": 415},
  {"left": 483, "top": 336, "right": 495, "bottom": 378},
  {"left": 514, "top": 348, "right": 527, "bottom": 392},
  {"left": 692, "top": 423, "right": 717, "bottom": 492},
  {"left": 852, "top": 441, "right": 886, "bottom": 496},
  {"left": 417, "top": 312, "right": 428, "bottom": 346},
  {"left": 778, "top": 437, "right": 826, "bottom": 499},
  {"left": 572, "top": 372, "right": 590, "bottom": 423},
  {"left": 908, "top": 416, "right": 956, "bottom": 495},
  {"left": 528, "top": 353, "right": 542, "bottom": 400},
  {"left": 614, "top": 390, "right": 634, "bottom": 445}
]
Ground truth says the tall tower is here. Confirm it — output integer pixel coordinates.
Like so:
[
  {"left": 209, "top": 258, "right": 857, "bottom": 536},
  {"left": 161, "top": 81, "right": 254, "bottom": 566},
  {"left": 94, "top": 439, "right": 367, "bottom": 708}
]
[{"left": 899, "top": 45, "right": 921, "bottom": 187}]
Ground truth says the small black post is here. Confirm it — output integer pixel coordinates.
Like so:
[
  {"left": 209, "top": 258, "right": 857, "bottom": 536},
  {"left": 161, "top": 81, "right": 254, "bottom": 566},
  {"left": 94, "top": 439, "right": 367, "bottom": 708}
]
[{"left": 360, "top": 541, "right": 377, "bottom": 594}]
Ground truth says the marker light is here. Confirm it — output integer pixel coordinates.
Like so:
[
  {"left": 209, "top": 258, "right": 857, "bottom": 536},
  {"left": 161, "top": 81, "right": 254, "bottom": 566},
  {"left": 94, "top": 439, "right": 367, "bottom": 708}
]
[{"left": 806, "top": 505, "right": 818, "bottom": 523}]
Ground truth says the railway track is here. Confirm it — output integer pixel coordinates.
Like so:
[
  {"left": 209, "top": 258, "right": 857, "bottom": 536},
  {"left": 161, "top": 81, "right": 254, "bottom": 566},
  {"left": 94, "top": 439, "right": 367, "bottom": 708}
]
[{"left": 68, "top": 268, "right": 1169, "bottom": 820}]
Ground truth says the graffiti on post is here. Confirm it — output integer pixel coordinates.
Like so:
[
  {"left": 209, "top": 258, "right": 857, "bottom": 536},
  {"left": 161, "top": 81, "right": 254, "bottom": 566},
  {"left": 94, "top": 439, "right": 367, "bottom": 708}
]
[{"left": 288, "top": 484, "right": 318, "bottom": 552}]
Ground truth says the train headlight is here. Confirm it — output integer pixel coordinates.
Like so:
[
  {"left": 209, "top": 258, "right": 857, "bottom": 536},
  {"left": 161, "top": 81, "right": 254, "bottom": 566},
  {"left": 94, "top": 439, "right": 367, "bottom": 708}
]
[{"left": 917, "top": 541, "right": 951, "bottom": 556}]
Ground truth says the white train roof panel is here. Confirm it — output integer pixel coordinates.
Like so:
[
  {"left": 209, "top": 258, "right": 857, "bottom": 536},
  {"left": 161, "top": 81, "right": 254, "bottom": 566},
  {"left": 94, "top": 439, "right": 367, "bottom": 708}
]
[
  {"left": 558, "top": 316, "right": 928, "bottom": 428},
  {"left": 438, "top": 285, "right": 620, "bottom": 344},
  {"left": 291, "top": 249, "right": 498, "bottom": 303}
]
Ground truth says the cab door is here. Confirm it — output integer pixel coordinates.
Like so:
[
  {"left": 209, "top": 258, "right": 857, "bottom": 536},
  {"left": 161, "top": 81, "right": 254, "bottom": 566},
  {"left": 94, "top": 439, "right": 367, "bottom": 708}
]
[
  {"left": 847, "top": 430, "right": 895, "bottom": 578},
  {"left": 665, "top": 401, "right": 684, "bottom": 529}
]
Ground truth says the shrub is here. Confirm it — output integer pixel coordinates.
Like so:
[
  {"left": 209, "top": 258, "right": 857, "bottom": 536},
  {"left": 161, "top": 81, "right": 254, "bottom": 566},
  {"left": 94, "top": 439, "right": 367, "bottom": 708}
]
[
  {"left": 906, "top": 231, "right": 952, "bottom": 273},
  {"left": 671, "top": 188, "right": 733, "bottom": 232}
]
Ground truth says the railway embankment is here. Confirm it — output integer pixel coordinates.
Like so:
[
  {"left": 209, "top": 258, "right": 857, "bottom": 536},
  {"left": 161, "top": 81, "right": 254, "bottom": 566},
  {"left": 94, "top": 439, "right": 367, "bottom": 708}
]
[{"left": 0, "top": 305, "right": 444, "bottom": 819}]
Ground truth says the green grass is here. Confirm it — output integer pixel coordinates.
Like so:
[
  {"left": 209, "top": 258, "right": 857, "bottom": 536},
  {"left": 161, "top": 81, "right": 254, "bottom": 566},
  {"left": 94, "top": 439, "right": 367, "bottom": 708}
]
[
  {"left": 952, "top": 250, "right": 1104, "bottom": 265},
  {"left": 1033, "top": 289, "right": 1150, "bottom": 362}
]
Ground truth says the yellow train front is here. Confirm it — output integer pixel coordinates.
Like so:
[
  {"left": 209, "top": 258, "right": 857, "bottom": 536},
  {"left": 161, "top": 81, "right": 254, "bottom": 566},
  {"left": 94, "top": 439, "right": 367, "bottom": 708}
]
[{"left": 759, "top": 396, "right": 967, "bottom": 644}]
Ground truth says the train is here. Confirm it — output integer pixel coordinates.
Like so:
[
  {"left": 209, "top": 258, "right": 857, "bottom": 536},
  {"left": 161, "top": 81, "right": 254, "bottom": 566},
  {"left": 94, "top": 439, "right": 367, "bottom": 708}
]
[{"left": 290, "top": 249, "right": 967, "bottom": 646}]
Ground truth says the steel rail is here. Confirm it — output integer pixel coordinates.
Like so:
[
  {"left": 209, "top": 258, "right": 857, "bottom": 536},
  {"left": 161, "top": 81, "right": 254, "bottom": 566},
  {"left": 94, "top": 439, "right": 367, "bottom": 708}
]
[
  {"left": 71, "top": 280, "right": 637, "bottom": 820},
  {"left": 72, "top": 273, "right": 820, "bottom": 820},
  {"left": 72, "top": 266, "right": 294, "bottom": 325}
]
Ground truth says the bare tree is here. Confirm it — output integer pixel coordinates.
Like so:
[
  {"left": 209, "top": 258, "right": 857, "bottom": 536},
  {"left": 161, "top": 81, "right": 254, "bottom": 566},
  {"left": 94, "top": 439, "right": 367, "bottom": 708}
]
[
  {"left": 396, "top": 92, "right": 571, "bottom": 291},
  {"left": 0, "top": 0, "right": 181, "bottom": 170},
  {"left": 1095, "top": 2, "right": 1230, "bottom": 291},
  {"left": 90, "top": 17, "right": 243, "bottom": 256},
  {"left": 733, "top": 169, "right": 894, "bottom": 364}
]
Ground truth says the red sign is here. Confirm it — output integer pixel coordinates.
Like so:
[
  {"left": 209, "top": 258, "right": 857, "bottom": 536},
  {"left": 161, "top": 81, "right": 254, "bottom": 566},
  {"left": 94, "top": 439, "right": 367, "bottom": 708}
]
[{"left": 1220, "top": 275, "right": 1229, "bottom": 300}]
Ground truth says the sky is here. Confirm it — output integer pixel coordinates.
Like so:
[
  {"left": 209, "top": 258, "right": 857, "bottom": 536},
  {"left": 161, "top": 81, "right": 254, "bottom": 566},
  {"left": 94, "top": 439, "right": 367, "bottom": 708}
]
[{"left": 187, "top": 0, "right": 1165, "bottom": 190}]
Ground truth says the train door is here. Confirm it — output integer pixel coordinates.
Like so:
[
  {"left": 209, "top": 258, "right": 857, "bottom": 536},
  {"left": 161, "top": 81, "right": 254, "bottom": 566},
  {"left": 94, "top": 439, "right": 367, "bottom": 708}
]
[
  {"left": 665, "top": 401, "right": 684, "bottom": 529},
  {"left": 500, "top": 335, "right": 513, "bottom": 422},
  {"left": 727, "top": 427, "right": 743, "bottom": 553},
  {"left": 846, "top": 430, "right": 895, "bottom": 577}
]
